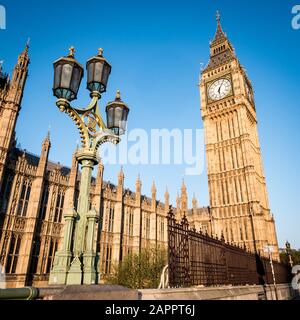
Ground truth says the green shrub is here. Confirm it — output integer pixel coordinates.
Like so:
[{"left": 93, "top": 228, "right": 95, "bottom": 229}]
[{"left": 106, "top": 247, "right": 167, "bottom": 289}]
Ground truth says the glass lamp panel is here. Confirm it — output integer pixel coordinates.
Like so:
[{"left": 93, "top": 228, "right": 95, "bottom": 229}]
[
  {"left": 113, "top": 106, "right": 123, "bottom": 128},
  {"left": 106, "top": 107, "right": 114, "bottom": 128},
  {"left": 102, "top": 63, "right": 111, "bottom": 87},
  {"left": 54, "top": 64, "right": 62, "bottom": 89},
  {"left": 61, "top": 63, "right": 73, "bottom": 89},
  {"left": 94, "top": 61, "right": 104, "bottom": 82},
  {"left": 87, "top": 62, "right": 94, "bottom": 83},
  {"left": 70, "top": 66, "right": 81, "bottom": 94},
  {"left": 120, "top": 108, "right": 129, "bottom": 132}
]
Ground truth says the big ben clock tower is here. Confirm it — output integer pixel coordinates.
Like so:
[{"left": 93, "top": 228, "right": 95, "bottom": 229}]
[{"left": 199, "top": 12, "right": 279, "bottom": 260}]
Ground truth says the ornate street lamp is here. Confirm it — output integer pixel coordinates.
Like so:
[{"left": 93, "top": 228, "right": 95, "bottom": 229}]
[
  {"left": 285, "top": 241, "right": 294, "bottom": 268},
  {"left": 106, "top": 90, "right": 130, "bottom": 136},
  {"left": 86, "top": 48, "right": 111, "bottom": 93},
  {"left": 49, "top": 47, "right": 129, "bottom": 286},
  {"left": 53, "top": 47, "right": 84, "bottom": 101}
]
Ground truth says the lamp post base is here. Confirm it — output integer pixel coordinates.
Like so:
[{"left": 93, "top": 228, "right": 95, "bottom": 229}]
[
  {"left": 49, "top": 252, "right": 73, "bottom": 285},
  {"left": 66, "top": 256, "right": 83, "bottom": 285},
  {"left": 83, "top": 252, "right": 97, "bottom": 285}
]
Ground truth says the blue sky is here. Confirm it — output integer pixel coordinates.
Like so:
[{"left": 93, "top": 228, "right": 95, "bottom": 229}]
[{"left": 0, "top": 0, "right": 299, "bottom": 248}]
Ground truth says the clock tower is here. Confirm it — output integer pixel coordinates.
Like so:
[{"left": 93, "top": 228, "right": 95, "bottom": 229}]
[{"left": 199, "top": 13, "right": 279, "bottom": 259}]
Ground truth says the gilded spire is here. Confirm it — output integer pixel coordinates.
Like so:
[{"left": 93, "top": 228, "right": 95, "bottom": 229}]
[{"left": 212, "top": 10, "right": 226, "bottom": 45}]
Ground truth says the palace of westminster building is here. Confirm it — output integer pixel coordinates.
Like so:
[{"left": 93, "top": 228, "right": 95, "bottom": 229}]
[{"left": 0, "top": 16, "right": 279, "bottom": 288}]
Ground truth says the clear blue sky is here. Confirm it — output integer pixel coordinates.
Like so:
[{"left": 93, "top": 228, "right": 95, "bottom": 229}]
[{"left": 1, "top": 0, "right": 299, "bottom": 249}]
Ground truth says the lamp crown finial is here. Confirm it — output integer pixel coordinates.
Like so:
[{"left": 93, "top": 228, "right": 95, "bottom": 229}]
[
  {"left": 116, "top": 90, "right": 121, "bottom": 100},
  {"left": 98, "top": 48, "right": 104, "bottom": 56},
  {"left": 68, "top": 46, "right": 75, "bottom": 58}
]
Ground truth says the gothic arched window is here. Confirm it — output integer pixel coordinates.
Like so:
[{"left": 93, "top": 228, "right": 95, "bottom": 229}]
[
  {"left": 16, "top": 180, "right": 31, "bottom": 217},
  {"left": 6, "top": 235, "right": 22, "bottom": 274},
  {"left": 128, "top": 208, "right": 134, "bottom": 237},
  {"left": 104, "top": 245, "right": 112, "bottom": 274},
  {"left": 0, "top": 172, "right": 14, "bottom": 214},
  {"left": 46, "top": 239, "right": 58, "bottom": 274},
  {"left": 108, "top": 206, "right": 114, "bottom": 232},
  {"left": 38, "top": 185, "right": 49, "bottom": 220},
  {"left": 54, "top": 190, "right": 65, "bottom": 223},
  {"left": 30, "top": 238, "right": 41, "bottom": 275},
  {"left": 145, "top": 213, "right": 150, "bottom": 239}
]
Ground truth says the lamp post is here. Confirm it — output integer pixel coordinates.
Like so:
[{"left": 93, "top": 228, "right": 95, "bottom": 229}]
[
  {"left": 49, "top": 47, "right": 129, "bottom": 286},
  {"left": 264, "top": 245, "right": 278, "bottom": 300},
  {"left": 285, "top": 241, "right": 294, "bottom": 268}
]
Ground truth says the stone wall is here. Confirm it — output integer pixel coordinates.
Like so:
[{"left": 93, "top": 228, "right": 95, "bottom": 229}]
[{"left": 139, "top": 284, "right": 299, "bottom": 301}]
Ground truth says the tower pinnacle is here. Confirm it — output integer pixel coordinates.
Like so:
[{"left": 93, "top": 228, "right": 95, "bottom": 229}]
[
  {"left": 216, "top": 10, "right": 221, "bottom": 23},
  {"left": 212, "top": 10, "right": 226, "bottom": 44}
]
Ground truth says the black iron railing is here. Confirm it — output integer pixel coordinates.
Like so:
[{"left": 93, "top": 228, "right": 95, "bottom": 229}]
[{"left": 168, "top": 210, "right": 291, "bottom": 288}]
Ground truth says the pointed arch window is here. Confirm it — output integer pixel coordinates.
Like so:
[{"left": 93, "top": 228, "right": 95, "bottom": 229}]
[
  {"left": 128, "top": 208, "right": 134, "bottom": 237},
  {"left": 6, "top": 235, "right": 22, "bottom": 274},
  {"left": 160, "top": 219, "right": 165, "bottom": 241},
  {"left": 0, "top": 173, "right": 13, "bottom": 213},
  {"left": 145, "top": 213, "right": 150, "bottom": 239},
  {"left": 105, "top": 245, "right": 112, "bottom": 274},
  {"left": 108, "top": 206, "right": 114, "bottom": 232},
  {"left": 54, "top": 190, "right": 65, "bottom": 223},
  {"left": 30, "top": 238, "right": 41, "bottom": 274},
  {"left": 39, "top": 185, "right": 49, "bottom": 220},
  {"left": 16, "top": 180, "right": 31, "bottom": 217},
  {"left": 46, "top": 239, "right": 58, "bottom": 274}
]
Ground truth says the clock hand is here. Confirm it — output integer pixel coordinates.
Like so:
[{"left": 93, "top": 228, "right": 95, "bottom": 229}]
[{"left": 218, "top": 79, "right": 225, "bottom": 94}]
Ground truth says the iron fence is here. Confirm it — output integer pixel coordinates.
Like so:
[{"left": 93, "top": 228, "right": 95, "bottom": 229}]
[{"left": 168, "top": 210, "right": 291, "bottom": 288}]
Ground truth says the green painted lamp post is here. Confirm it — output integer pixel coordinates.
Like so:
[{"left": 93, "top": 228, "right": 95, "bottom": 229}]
[
  {"left": 285, "top": 241, "right": 294, "bottom": 268},
  {"left": 49, "top": 47, "right": 129, "bottom": 285}
]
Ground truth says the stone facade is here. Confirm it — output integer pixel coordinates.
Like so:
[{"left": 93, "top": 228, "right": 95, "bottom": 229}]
[
  {"left": 0, "top": 45, "right": 195, "bottom": 288},
  {"left": 0, "top": 14, "right": 280, "bottom": 288},
  {"left": 199, "top": 15, "right": 279, "bottom": 259}
]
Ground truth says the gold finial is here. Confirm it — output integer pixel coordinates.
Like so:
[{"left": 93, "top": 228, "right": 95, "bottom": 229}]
[
  {"left": 216, "top": 10, "right": 221, "bottom": 23},
  {"left": 68, "top": 46, "right": 75, "bottom": 57},
  {"left": 116, "top": 90, "right": 121, "bottom": 100},
  {"left": 98, "top": 48, "right": 104, "bottom": 56}
]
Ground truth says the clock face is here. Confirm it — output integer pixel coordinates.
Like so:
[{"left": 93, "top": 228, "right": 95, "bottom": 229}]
[{"left": 208, "top": 78, "right": 232, "bottom": 101}]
